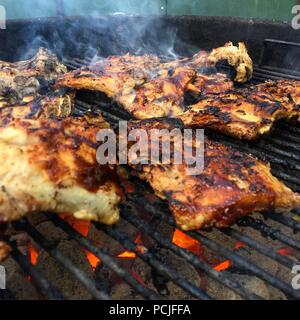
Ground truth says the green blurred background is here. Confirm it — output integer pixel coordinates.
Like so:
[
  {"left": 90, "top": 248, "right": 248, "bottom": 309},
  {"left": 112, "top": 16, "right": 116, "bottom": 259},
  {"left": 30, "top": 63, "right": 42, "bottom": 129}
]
[{"left": 0, "top": 0, "right": 297, "bottom": 22}]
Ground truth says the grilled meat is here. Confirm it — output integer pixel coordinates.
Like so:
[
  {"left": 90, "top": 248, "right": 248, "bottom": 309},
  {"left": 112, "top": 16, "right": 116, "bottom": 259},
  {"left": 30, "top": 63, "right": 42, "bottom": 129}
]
[
  {"left": 0, "top": 47, "right": 67, "bottom": 102},
  {"left": 55, "top": 43, "right": 251, "bottom": 123},
  {"left": 186, "top": 72, "right": 234, "bottom": 96},
  {"left": 117, "top": 67, "right": 234, "bottom": 119},
  {"left": 0, "top": 241, "right": 11, "bottom": 262},
  {"left": 56, "top": 53, "right": 160, "bottom": 97},
  {"left": 123, "top": 118, "right": 300, "bottom": 230},
  {"left": 254, "top": 79, "right": 300, "bottom": 107},
  {"left": 180, "top": 79, "right": 300, "bottom": 140},
  {"left": 55, "top": 42, "right": 251, "bottom": 99},
  {"left": 0, "top": 91, "right": 75, "bottom": 124},
  {"left": 208, "top": 42, "right": 253, "bottom": 83},
  {"left": 0, "top": 116, "right": 120, "bottom": 225},
  {"left": 161, "top": 42, "right": 253, "bottom": 83},
  {"left": 117, "top": 66, "right": 197, "bottom": 118}
]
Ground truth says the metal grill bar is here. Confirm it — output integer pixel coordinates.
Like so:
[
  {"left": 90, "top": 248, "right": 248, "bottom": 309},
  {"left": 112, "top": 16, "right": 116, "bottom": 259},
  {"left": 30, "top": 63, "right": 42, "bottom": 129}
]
[
  {"left": 190, "top": 232, "right": 300, "bottom": 300},
  {"left": 126, "top": 186, "right": 300, "bottom": 299},
  {"left": 65, "top": 56, "right": 300, "bottom": 188},
  {"left": 130, "top": 175, "right": 300, "bottom": 254},
  {"left": 130, "top": 176, "right": 300, "bottom": 274},
  {"left": 236, "top": 217, "right": 300, "bottom": 251},
  {"left": 139, "top": 197, "right": 299, "bottom": 298},
  {"left": 120, "top": 204, "right": 262, "bottom": 300},
  {"left": 220, "top": 228, "right": 296, "bottom": 270},
  {"left": 3, "top": 54, "right": 297, "bottom": 301},
  {"left": 205, "top": 133, "right": 300, "bottom": 191},
  {"left": 94, "top": 222, "right": 213, "bottom": 300},
  {"left": 264, "top": 212, "right": 300, "bottom": 233},
  {"left": 13, "top": 219, "right": 111, "bottom": 300},
  {"left": 76, "top": 99, "right": 300, "bottom": 192},
  {"left": 208, "top": 131, "right": 300, "bottom": 171},
  {"left": 47, "top": 213, "right": 161, "bottom": 300},
  {"left": 5, "top": 238, "right": 64, "bottom": 300}
]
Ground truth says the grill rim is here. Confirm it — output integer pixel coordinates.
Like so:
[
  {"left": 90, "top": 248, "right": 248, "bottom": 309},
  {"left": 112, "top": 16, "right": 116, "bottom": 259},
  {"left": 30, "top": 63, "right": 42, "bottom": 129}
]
[{"left": 2, "top": 37, "right": 300, "bottom": 300}]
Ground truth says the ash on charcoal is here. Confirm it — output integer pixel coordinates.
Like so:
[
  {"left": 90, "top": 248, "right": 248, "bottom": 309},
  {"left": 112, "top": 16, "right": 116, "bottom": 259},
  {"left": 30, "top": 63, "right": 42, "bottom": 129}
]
[
  {"left": 88, "top": 219, "right": 138, "bottom": 256},
  {"left": 1, "top": 255, "right": 40, "bottom": 300},
  {"left": 207, "top": 273, "right": 271, "bottom": 300},
  {"left": 30, "top": 220, "right": 95, "bottom": 299},
  {"left": 36, "top": 239, "right": 94, "bottom": 300},
  {"left": 148, "top": 246, "right": 200, "bottom": 299}
]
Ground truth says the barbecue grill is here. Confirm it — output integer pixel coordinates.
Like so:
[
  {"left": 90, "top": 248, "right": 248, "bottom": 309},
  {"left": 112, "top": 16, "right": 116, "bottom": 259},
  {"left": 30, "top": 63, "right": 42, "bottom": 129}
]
[{"left": 0, "top": 16, "right": 300, "bottom": 300}]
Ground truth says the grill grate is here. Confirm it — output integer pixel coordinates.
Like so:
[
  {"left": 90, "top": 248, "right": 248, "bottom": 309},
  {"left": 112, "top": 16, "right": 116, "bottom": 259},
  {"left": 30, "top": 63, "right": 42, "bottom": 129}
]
[{"left": 2, "top": 47, "right": 300, "bottom": 300}]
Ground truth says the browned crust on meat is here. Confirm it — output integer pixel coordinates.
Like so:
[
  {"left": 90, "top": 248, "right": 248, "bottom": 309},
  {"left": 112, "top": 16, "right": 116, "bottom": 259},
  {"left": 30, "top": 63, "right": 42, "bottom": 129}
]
[
  {"left": 0, "top": 241, "right": 11, "bottom": 262},
  {"left": 126, "top": 119, "right": 300, "bottom": 230},
  {"left": 180, "top": 80, "right": 300, "bottom": 140}
]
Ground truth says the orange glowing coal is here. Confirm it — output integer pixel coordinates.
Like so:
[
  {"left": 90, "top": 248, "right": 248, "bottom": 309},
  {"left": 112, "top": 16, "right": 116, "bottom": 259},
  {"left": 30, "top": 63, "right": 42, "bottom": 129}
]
[
  {"left": 171, "top": 229, "right": 246, "bottom": 272},
  {"left": 117, "top": 233, "right": 144, "bottom": 259},
  {"left": 277, "top": 247, "right": 294, "bottom": 257},
  {"left": 59, "top": 214, "right": 100, "bottom": 270},
  {"left": 213, "top": 241, "right": 246, "bottom": 272},
  {"left": 27, "top": 242, "right": 39, "bottom": 265},
  {"left": 214, "top": 260, "right": 232, "bottom": 272},
  {"left": 117, "top": 251, "right": 137, "bottom": 259},
  {"left": 172, "top": 229, "right": 202, "bottom": 256},
  {"left": 85, "top": 251, "right": 101, "bottom": 270},
  {"left": 124, "top": 182, "right": 136, "bottom": 193}
]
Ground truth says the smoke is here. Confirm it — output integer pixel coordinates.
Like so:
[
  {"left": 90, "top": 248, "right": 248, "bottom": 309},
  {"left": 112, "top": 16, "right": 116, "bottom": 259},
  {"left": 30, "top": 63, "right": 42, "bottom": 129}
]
[{"left": 4, "top": 1, "right": 200, "bottom": 62}]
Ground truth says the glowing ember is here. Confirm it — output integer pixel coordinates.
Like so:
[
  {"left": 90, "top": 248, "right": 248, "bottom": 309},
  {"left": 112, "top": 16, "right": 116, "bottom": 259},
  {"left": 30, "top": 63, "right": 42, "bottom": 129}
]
[
  {"left": 214, "top": 260, "right": 232, "bottom": 272},
  {"left": 117, "top": 251, "right": 137, "bottom": 259},
  {"left": 172, "top": 229, "right": 202, "bottom": 256},
  {"left": 85, "top": 251, "right": 101, "bottom": 270},
  {"left": 117, "top": 233, "right": 143, "bottom": 259},
  {"left": 59, "top": 214, "right": 100, "bottom": 270},
  {"left": 130, "top": 271, "right": 147, "bottom": 286},
  {"left": 235, "top": 241, "right": 246, "bottom": 249},
  {"left": 123, "top": 181, "right": 136, "bottom": 193},
  {"left": 60, "top": 214, "right": 90, "bottom": 236},
  {"left": 213, "top": 241, "right": 246, "bottom": 272},
  {"left": 277, "top": 247, "right": 294, "bottom": 257},
  {"left": 27, "top": 242, "right": 39, "bottom": 265}
]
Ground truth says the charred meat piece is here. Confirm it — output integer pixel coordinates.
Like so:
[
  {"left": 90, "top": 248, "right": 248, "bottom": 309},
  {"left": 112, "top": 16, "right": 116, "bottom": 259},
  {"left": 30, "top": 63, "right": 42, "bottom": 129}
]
[
  {"left": 254, "top": 79, "right": 300, "bottom": 108},
  {"left": 56, "top": 53, "right": 161, "bottom": 97},
  {"left": 186, "top": 73, "right": 234, "bottom": 96},
  {"left": 122, "top": 118, "right": 300, "bottom": 230},
  {"left": 117, "top": 66, "right": 197, "bottom": 118},
  {"left": 0, "top": 116, "right": 120, "bottom": 225},
  {"left": 117, "top": 70, "right": 233, "bottom": 119},
  {"left": 179, "top": 79, "right": 300, "bottom": 140},
  {"left": 208, "top": 42, "right": 253, "bottom": 83},
  {"left": 0, "top": 241, "right": 11, "bottom": 262},
  {"left": 0, "top": 47, "right": 68, "bottom": 102},
  {"left": 159, "top": 42, "right": 253, "bottom": 83},
  {"left": 0, "top": 91, "right": 75, "bottom": 123},
  {"left": 55, "top": 42, "right": 251, "bottom": 101}
]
